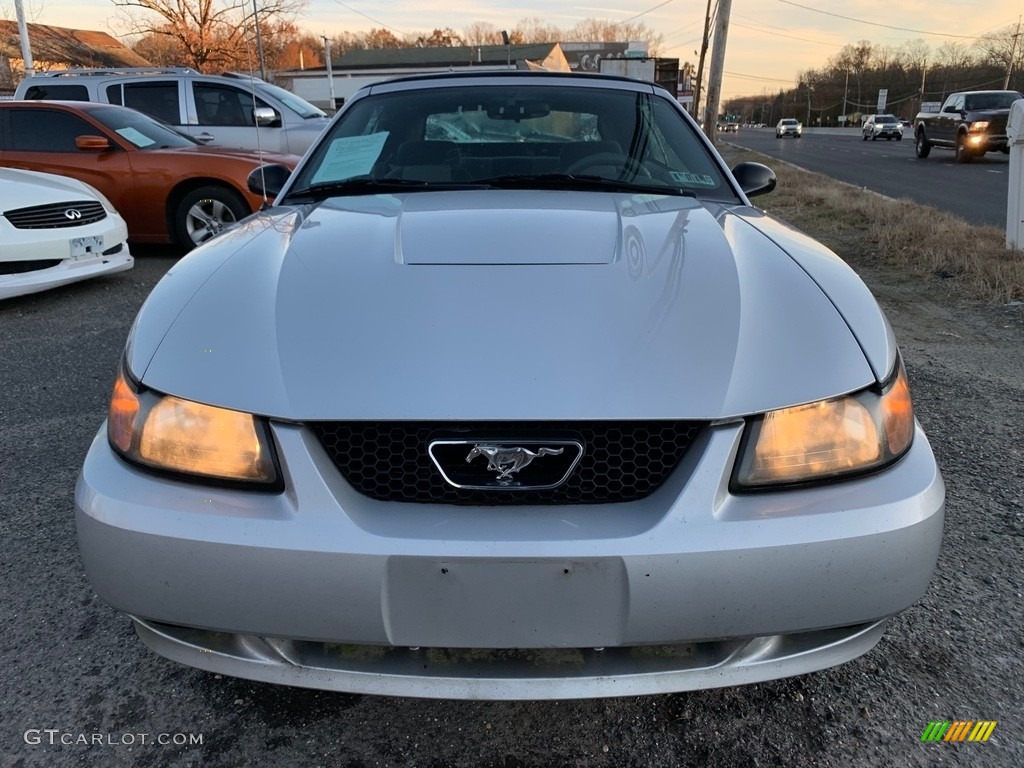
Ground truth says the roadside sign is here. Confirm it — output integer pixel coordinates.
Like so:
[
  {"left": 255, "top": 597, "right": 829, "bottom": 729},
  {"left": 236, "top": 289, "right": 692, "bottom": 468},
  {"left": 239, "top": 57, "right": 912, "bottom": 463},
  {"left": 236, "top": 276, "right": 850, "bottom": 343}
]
[{"left": 877, "top": 89, "right": 888, "bottom": 113}]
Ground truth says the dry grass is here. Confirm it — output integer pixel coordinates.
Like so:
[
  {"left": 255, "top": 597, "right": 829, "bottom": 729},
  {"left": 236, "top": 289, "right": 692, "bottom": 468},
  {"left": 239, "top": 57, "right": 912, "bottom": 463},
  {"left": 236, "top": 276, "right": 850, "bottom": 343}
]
[{"left": 719, "top": 146, "right": 1024, "bottom": 304}]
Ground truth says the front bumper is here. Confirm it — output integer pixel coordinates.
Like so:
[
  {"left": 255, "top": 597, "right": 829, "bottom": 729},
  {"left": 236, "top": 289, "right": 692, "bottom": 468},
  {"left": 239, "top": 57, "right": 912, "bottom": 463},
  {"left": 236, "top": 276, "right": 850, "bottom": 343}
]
[
  {"left": 75, "top": 421, "right": 945, "bottom": 699},
  {"left": 0, "top": 247, "right": 133, "bottom": 300},
  {"left": 966, "top": 132, "right": 1009, "bottom": 152}
]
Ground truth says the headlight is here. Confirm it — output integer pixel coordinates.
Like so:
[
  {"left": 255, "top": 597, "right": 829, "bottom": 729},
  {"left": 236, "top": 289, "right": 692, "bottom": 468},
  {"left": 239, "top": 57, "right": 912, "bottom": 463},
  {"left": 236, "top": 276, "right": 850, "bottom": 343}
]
[
  {"left": 970, "top": 121, "right": 989, "bottom": 131},
  {"left": 107, "top": 366, "right": 281, "bottom": 488},
  {"left": 733, "top": 359, "right": 914, "bottom": 490}
]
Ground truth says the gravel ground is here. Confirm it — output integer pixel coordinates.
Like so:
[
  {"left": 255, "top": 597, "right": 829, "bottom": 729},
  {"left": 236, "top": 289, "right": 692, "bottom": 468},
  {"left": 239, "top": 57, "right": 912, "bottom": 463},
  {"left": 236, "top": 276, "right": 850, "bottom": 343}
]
[{"left": 1, "top": 241, "right": 1021, "bottom": 767}]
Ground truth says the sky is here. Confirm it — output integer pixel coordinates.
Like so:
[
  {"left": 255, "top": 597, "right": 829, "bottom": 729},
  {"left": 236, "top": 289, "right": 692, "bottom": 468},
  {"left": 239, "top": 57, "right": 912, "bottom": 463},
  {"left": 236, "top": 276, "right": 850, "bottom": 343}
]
[{"left": 15, "top": 0, "right": 1024, "bottom": 99}]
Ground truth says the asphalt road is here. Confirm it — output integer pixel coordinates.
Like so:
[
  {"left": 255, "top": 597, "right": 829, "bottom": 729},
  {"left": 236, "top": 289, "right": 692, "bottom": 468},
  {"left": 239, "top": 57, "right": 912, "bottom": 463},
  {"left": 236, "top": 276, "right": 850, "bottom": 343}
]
[{"left": 724, "top": 128, "right": 1012, "bottom": 228}]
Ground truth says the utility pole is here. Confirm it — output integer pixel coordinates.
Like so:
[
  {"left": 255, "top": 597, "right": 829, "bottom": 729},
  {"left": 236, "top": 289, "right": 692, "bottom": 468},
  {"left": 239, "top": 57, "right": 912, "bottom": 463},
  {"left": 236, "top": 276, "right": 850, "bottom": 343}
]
[
  {"left": 703, "top": 0, "right": 733, "bottom": 143},
  {"left": 14, "top": 0, "right": 34, "bottom": 77},
  {"left": 805, "top": 84, "right": 812, "bottom": 126},
  {"left": 693, "top": 0, "right": 714, "bottom": 121},
  {"left": 323, "top": 36, "right": 336, "bottom": 111},
  {"left": 841, "top": 70, "right": 849, "bottom": 126},
  {"left": 1004, "top": 16, "right": 1021, "bottom": 90},
  {"left": 919, "top": 59, "right": 928, "bottom": 114},
  {"left": 252, "top": 0, "right": 267, "bottom": 80}
]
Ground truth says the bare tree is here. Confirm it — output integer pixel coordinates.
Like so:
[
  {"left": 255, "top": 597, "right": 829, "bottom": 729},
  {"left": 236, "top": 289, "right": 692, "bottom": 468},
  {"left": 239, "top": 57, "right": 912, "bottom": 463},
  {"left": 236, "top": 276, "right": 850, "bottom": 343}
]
[
  {"left": 111, "top": 0, "right": 306, "bottom": 71},
  {"left": 462, "top": 21, "right": 503, "bottom": 47},
  {"left": 413, "top": 28, "right": 463, "bottom": 48}
]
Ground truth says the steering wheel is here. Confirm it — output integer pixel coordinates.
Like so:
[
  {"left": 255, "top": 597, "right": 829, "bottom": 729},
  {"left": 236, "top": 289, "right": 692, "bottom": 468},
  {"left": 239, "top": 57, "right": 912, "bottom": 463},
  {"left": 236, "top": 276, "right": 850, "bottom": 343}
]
[{"left": 566, "top": 152, "right": 652, "bottom": 179}]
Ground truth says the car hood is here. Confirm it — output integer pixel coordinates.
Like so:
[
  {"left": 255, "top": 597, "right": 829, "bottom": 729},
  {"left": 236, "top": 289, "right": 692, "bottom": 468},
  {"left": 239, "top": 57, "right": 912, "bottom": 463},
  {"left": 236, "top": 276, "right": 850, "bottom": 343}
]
[
  {"left": 0, "top": 167, "right": 99, "bottom": 208},
  {"left": 128, "top": 190, "right": 888, "bottom": 421}
]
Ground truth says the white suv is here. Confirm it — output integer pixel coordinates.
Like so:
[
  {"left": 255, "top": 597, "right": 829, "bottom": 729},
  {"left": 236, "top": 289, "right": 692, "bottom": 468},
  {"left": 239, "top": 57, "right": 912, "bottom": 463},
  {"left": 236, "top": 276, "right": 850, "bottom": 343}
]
[
  {"left": 775, "top": 118, "right": 802, "bottom": 138},
  {"left": 15, "top": 68, "right": 330, "bottom": 155},
  {"left": 861, "top": 114, "right": 903, "bottom": 141}
]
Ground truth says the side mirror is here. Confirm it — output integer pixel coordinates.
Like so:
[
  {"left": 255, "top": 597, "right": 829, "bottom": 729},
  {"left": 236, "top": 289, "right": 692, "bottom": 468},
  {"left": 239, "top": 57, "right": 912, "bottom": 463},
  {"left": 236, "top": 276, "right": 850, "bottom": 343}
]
[
  {"left": 253, "top": 107, "right": 280, "bottom": 128},
  {"left": 731, "top": 161, "right": 777, "bottom": 198},
  {"left": 247, "top": 163, "right": 292, "bottom": 198},
  {"left": 75, "top": 135, "right": 110, "bottom": 151}
]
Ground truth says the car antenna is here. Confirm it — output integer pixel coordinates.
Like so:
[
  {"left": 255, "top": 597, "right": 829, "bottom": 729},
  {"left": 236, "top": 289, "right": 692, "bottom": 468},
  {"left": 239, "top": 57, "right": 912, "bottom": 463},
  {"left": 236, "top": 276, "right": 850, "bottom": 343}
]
[{"left": 242, "top": 35, "right": 269, "bottom": 209}]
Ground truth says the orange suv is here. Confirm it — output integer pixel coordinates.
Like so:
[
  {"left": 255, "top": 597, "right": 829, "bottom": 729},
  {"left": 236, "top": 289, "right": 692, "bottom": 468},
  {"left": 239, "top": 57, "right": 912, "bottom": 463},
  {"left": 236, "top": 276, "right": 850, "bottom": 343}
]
[{"left": 0, "top": 101, "right": 300, "bottom": 248}]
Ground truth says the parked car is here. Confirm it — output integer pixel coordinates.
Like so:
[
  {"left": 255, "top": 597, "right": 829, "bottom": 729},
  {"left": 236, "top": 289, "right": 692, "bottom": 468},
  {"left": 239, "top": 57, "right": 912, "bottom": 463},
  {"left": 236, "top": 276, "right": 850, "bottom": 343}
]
[
  {"left": 1, "top": 167, "right": 132, "bottom": 299},
  {"left": 0, "top": 101, "right": 300, "bottom": 248},
  {"left": 14, "top": 68, "right": 331, "bottom": 155},
  {"left": 76, "top": 71, "right": 944, "bottom": 700},
  {"left": 862, "top": 114, "right": 903, "bottom": 141},
  {"left": 776, "top": 118, "right": 802, "bottom": 138}
]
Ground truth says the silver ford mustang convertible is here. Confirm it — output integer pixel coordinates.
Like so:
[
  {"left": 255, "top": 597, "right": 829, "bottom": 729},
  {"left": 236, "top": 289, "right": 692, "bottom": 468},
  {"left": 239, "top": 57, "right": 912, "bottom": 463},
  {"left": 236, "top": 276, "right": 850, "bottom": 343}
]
[{"left": 75, "top": 72, "right": 945, "bottom": 700}]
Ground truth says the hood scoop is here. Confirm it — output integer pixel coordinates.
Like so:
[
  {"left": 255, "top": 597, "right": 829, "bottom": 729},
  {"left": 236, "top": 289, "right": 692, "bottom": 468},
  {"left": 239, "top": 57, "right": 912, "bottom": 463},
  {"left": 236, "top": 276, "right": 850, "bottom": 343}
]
[{"left": 397, "top": 190, "right": 619, "bottom": 265}]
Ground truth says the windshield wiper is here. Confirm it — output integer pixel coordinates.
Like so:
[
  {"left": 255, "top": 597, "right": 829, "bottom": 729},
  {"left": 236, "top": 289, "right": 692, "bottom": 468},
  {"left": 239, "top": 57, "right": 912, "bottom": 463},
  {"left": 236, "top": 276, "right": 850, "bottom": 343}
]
[
  {"left": 285, "top": 177, "right": 486, "bottom": 200},
  {"left": 479, "top": 173, "right": 697, "bottom": 197}
]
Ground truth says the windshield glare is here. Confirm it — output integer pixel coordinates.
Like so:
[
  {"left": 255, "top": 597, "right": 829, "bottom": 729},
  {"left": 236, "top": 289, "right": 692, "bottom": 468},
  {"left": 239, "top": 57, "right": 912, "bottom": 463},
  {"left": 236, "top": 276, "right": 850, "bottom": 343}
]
[
  {"left": 288, "top": 83, "right": 734, "bottom": 200},
  {"left": 256, "top": 83, "right": 327, "bottom": 119},
  {"left": 91, "top": 105, "right": 199, "bottom": 149}
]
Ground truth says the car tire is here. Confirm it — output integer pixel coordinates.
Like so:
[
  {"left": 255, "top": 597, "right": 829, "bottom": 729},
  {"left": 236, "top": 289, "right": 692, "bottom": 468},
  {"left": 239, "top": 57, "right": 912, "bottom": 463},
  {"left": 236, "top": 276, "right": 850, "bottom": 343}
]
[
  {"left": 174, "top": 185, "right": 249, "bottom": 250},
  {"left": 954, "top": 134, "right": 973, "bottom": 164},
  {"left": 862, "top": 134, "right": 868, "bottom": 141},
  {"left": 915, "top": 130, "right": 931, "bottom": 158},
  {"left": 896, "top": 135, "right": 902, "bottom": 141}
]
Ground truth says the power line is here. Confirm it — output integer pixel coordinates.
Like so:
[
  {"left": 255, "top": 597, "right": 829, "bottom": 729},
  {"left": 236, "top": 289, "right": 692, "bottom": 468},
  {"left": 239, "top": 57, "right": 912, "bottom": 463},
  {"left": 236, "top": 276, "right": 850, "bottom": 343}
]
[
  {"left": 731, "top": 21, "right": 842, "bottom": 48},
  {"left": 329, "top": 0, "right": 411, "bottom": 37},
  {"left": 724, "top": 70, "right": 796, "bottom": 84},
  {"left": 776, "top": 0, "right": 978, "bottom": 40},
  {"left": 614, "top": 0, "right": 676, "bottom": 27}
]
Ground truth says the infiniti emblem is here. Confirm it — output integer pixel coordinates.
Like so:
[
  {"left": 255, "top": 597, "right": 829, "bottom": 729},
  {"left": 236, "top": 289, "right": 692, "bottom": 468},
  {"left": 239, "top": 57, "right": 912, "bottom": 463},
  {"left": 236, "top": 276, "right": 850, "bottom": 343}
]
[
  {"left": 466, "top": 445, "right": 564, "bottom": 485},
  {"left": 64, "top": 209, "right": 82, "bottom": 220}
]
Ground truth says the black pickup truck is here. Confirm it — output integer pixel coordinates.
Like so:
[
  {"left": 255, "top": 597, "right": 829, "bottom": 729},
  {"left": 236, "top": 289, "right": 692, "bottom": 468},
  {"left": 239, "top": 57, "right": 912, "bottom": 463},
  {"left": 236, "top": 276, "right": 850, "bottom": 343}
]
[{"left": 914, "top": 90, "right": 1023, "bottom": 163}]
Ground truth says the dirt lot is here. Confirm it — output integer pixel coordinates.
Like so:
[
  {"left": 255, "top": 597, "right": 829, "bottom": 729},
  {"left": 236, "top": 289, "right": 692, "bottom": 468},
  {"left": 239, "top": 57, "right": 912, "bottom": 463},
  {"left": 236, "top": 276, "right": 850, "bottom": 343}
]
[{"left": 2, "top": 159, "right": 1022, "bottom": 766}]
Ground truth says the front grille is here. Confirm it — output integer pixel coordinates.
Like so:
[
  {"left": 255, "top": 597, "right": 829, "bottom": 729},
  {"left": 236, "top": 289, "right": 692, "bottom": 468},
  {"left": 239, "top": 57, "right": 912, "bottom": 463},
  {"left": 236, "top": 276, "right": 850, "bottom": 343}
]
[
  {"left": 0, "top": 259, "right": 61, "bottom": 275},
  {"left": 3, "top": 200, "right": 106, "bottom": 229},
  {"left": 309, "top": 421, "right": 704, "bottom": 505}
]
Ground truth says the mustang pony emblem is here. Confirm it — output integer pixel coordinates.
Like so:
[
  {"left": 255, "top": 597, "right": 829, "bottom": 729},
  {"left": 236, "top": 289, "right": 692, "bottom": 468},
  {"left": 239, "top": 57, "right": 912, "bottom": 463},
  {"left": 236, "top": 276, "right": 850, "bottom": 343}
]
[{"left": 466, "top": 445, "right": 564, "bottom": 485}]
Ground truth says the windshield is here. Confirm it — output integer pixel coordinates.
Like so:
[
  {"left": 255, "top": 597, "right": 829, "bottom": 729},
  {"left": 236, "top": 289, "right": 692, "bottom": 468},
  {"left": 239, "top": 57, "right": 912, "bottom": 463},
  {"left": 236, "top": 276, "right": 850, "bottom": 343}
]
[
  {"left": 256, "top": 82, "right": 327, "bottom": 119},
  {"left": 780, "top": 119, "right": 797, "bottom": 125},
  {"left": 964, "top": 92, "right": 1024, "bottom": 111},
  {"left": 90, "top": 105, "right": 199, "bottom": 149},
  {"left": 876, "top": 115, "right": 897, "bottom": 123},
  {"left": 286, "top": 83, "right": 734, "bottom": 201}
]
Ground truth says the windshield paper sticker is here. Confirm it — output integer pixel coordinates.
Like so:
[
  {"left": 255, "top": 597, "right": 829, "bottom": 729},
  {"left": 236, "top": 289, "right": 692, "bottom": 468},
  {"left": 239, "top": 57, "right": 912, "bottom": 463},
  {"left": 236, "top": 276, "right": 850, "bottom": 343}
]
[
  {"left": 670, "top": 171, "right": 716, "bottom": 186},
  {"left": 311, "top": 132, "right": 389, "bottom": 184},
  {"left": 114, "top": 127, "right": 156, "bottom": 148}
]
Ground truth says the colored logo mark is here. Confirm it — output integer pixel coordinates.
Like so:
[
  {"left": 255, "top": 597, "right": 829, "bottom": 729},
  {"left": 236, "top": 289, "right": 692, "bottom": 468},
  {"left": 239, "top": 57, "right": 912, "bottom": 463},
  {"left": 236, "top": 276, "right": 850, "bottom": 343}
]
[{"left": 921, "top": 721, "right": 997, "bottom": 742}]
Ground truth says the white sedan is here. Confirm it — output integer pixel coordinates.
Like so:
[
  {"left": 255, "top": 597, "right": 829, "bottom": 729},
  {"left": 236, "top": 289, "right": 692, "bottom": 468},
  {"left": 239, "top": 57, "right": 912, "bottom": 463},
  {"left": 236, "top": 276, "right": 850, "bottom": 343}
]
[{"left": 1, "top": 168, "right": 133, "bottom": 300}]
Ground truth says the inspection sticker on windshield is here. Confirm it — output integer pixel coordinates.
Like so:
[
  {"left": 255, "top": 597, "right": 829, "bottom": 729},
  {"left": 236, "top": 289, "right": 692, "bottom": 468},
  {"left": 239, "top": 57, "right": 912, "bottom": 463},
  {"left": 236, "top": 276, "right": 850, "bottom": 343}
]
[
  {"left": 114, "top": 127, "right": 156, "bottom": 148},
  {"left": 669, "top": 171, "right": 716, "bottom": 186},
  {"left": 311, "top": 132, "right": 389, "bottom": 184}
]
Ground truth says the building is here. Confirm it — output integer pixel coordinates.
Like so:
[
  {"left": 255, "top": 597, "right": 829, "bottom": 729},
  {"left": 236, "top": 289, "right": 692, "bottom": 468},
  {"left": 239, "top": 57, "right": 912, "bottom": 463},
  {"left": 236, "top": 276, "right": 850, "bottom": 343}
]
[
  {"left": 275, "top": 41, "right": 666, "bottom": 112},
  {"left": 0, "top": 20, "right": 150, "bottom": 92}
]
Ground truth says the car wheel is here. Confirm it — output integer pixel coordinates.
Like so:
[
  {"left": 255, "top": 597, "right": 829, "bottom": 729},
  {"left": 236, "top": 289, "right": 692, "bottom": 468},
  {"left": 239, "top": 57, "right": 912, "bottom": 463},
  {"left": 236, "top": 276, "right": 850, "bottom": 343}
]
[
  {"left": 862, "top": 134, "right": 868, "bottom": 141},
  {"left": 954, "top": 134, "right": 973, "bottom": 164},
  {"left": 174, "top": 186, "right": 249, "bottom": 250},
  {"left": 915, "top": 130, "right": 931, "bottom": 158},
  {"left": 896, "top": 135, "right": 902, "bottom": 141}
]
